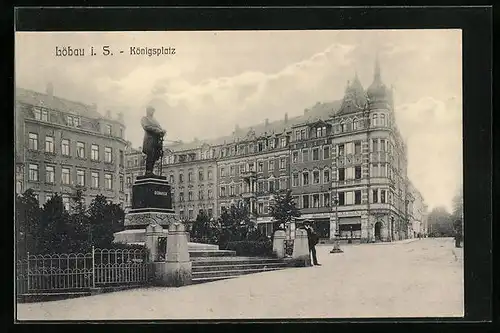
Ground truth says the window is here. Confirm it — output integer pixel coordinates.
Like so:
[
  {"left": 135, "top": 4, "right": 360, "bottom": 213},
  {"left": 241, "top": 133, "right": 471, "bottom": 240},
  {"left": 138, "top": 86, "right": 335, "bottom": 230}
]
[
  {"left": 372, "top": 114, "right": 378, "bottom": 127},
  {"left": 198, "top": 190, "right": 204, "bottom": 200},
  {"left": 208, "top": 189, "right": 213, "bottom": 199},
  {"left": 312, "top": 148, "right": 319, "bottom": 161},
  {"left": 381, "top": 190, "right": 386, "bottom": 203},
  {"left": 198, "top": 170, "right": 204, "bottom": 181},
  {"left": 179, "top": 192, "right": 184, "bottom": 202},
  {"left": 16, "top": 181, "right": 22, "bottom": 193},
  {"left": 303, "top": 195, "right": 309, "bottom": 209},
  {"left": 67, "top": 116, "right": 74, "bottom": 127},
  {"left": 230, "top": 185, "right": 235, "bottom": 196},
  {"left": 61, "top": 139, "right": 70, "bottom": 156},
  {"left": 91, "top": 172, "right": 99, "bottom": 188},
  {"left": 91, "top": 144, "right": 99, "bottom": 161},
  {"left": 188, "top": 172, "right": 193, "bottom": 182},
  {"left": 105, "top": 147, "right": 113, "bottom": 163},
  {"left": 45, "top": 165, "right": 55, "bottom": 184},
  {"left": 45, "top": 136, "right": 54, "bottom": 153},
  {"left": 302, "top": 172, "right": 309, "bottom": 186},
  {"left": 340, "top": 121, "right": 345, "bottom": 132},
  {"left": 220, "top": 167, "right": 226, "bottom": 177},
  {"left": 373, "top": 189, "right": 378, "bottom": 203},
  {"left": 258, "top": 182, "right": 264, "bottom": 193},
  {"left": 338, "top": 144, "right": 345, "bottom": 156},
  {"left": 74, "top": 117, "right": 80, "bottom": 127},
  {"left": 355, "top": 141, "right": 362, "bottom": 155},
  {"left": 338, "top": 168, "right": 345, "bottom": 181},
  {"left": 338, "top": 192, "right": 345, "bottom": 206},
  {"left": 208, "top": 170, "right": 213, "bottom": 180},
  {"left": 372, "top": 139, "right": 379, "bottom": 152},
  {"left": 188, "top": 209, "right": 194, "bottom": 220},
  {"left": 119, "top": 150, "right": 124, "bottom": 166},
  {"left": 74, "top": 142, "right": 85, "bottom": 158},
  {"left": 120, "top": 176, "right": 124, "bottom": 191},
  {"left": 61, "top": 167, "right": 70, "bottom": 184},
  {"left": 28, "top": 164, "right": 39, "bottom": 181},
  {"left": 208, "top": 208, "right": 213, "bottom": 217},
  {"left": 281, "top": 137, "right": 287, "bottom": 147},
  {"left": 380, "top": 139, "right": 387, "bottom": 152},
  {"left": 345, "top": 191, "right": 354, "bottom": 205},
  {"left": 188, "top": 191, "right": 193, "bottom": 201},
  {"left": 104, "top": 174, "right": 113, "bottom": 190},
  {"left": 268, "top": 160, "right": 274, "bottom": 171},
  {"left": 33, "top": 108, "right": 41, "bottom": 120},
  {"left": 302, "top": 149, "right": 309, "bottom": 162},
  {"left": 313, "top": 170, "right": 320, "bottom": 184},
  {"left": 179, "top": 174, "right": 184, "bottom": 183},
  {"left": 106, "top": 124, "right": 112, "bottom": 135},
  {"left": 220, "top": 186, "right": 227, "bottom": 197},
  {"left": 324, "top": 193, "right": 330, "bottom": 207},
  {"left": 269, "top": 181, "right": 274, "bottom": 193},
  {"left": 381, "top": 114, "right": 386, "bottom": 126},
  {"left": 77, "top": 169, "right": 85, "bottom": 186},
  {"left": 355, "top": 190, "right": 362, "bottom": 205},
  {"left": 355, "top": 166, "right": 362, "bottom": 179},
  {"left": 324, "top": 169, "right": 330, "bottom": 183},
  {"left": 28, "top": 133, "right": 38, "bottom": 150},
  {"left": 280, "top": 178, "right": 287, "bottom": 189},
  {"left": 323, "top": 146, "right": 330, "bottom": 159},
  {"left": 295, "top": 130, "right": 301, "bottom": 141},
  {"left": 292, "top": 151, "right": 298, "bottom": 163},
  {"left": 258, "top": 203, "right": 264, "bottom": 215},
  {"left": 258, "top": 162, "right": 264, "bottom": 172},
  {"left": 301, "top": 129, "right": 307, "bottom": 140},
  {"left": 313, "top": 194, "right": 320, "bottom": 208},
  {"left": 353, "top": 118, "right": 358, "bottom": 130},
  {"left": 62, "top": 196, "right": 70, "bottom": 211},
  {"left": 292, "top": 173, "right": 299, "bottom": 187},
  {"left": 280, "top": 158, "right": 286, "bottom": 169}
]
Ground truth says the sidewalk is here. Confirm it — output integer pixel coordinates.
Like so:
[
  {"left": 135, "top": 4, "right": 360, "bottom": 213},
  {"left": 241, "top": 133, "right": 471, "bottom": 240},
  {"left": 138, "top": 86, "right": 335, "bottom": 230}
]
[{"left": 17, "top": 238, "right": 464, "bottom": 320}]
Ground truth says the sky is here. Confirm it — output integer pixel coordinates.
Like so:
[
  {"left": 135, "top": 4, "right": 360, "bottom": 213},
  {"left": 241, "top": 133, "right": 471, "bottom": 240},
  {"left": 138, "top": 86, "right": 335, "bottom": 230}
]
[{"left": 15, "top": 30, "right": 462, "bottom": 212}]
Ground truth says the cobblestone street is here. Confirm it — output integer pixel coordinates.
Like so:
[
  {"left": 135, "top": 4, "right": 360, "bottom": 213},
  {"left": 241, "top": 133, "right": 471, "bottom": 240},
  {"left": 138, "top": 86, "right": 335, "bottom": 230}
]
[{"left": 17, "top": 237, "right": 464, "bottom": 320}]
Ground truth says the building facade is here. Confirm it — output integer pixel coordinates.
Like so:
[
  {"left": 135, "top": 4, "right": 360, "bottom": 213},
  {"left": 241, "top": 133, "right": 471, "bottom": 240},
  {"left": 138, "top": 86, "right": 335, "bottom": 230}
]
[
  {"left": 123, "top": 56, "right": 426, "bottom": 242},
  {"left": 15, "top": 85, "right": 128, "bottom": 209}
]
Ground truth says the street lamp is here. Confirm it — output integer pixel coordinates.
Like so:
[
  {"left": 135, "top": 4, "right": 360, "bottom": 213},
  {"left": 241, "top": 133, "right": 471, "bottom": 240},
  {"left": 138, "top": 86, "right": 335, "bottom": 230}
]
[{"left": 330, "top": 193, "right": 343, "bottom": 254}]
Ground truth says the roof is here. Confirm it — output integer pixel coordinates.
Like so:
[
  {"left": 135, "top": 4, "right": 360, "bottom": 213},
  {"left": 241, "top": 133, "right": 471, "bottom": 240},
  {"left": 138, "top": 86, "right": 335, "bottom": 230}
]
[
  {"left": 165, "top": 100, "right": 342, "bottom": 152},
  {"left": 15, "top": 87, "right": 103, "bottom": 119}
]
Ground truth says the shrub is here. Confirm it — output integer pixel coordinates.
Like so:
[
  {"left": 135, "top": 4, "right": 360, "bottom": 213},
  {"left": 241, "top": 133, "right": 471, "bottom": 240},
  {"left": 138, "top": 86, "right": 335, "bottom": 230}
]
[{"left": 225, "top": 240, "right": 273, "bottom": 257}]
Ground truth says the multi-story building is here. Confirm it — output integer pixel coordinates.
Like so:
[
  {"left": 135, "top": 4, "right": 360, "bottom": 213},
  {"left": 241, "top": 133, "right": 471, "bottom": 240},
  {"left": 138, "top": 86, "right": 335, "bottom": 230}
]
[
  {"left": 123, "top": 55, "right": 425, "bottom": 243},
  {"left": 15, "top": 84, "right": 128, "bottom": 209}
]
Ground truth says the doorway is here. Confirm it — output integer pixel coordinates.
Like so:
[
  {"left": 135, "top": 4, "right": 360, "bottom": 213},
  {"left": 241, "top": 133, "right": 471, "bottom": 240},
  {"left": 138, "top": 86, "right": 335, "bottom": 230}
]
[{"left": 374, "top": 222, "right": 382, "bottom": 241}]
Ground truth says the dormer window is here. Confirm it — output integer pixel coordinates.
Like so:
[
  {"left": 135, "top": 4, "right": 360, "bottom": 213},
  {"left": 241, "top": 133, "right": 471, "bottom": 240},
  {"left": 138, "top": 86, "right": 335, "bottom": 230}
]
[
  {"left": 67, "top": 115, "right": 74, "bottom": 126},
  {"left": 33, "top": 108, "right": 41, "bottom": 120},
  {"left": 106, "top": 124, "right": 112, "bottom": 135},
  {"left": 353, "top": 118, "right": 358, "bottom": 130},
  {"left": 340, "top": 121, "right": 346, "bottom": 133},
  {"left": 41, "top": 110, "right": 49, "bottom": 122}
]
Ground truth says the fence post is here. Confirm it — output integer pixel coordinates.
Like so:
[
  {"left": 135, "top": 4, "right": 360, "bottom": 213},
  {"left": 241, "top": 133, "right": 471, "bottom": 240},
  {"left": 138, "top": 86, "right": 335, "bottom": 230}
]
[
  {"left": 26, "top": 252, "right": 30, "bottom": 292},
  {"left": 92, "top": 246, "right": 95, "bottom": 289}
]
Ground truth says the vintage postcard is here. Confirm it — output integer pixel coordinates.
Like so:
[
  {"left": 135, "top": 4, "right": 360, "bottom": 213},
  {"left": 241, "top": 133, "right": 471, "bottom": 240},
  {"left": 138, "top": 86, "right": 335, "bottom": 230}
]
[{"left": 15, "top": 28, "right": 465, "bottom": 320}]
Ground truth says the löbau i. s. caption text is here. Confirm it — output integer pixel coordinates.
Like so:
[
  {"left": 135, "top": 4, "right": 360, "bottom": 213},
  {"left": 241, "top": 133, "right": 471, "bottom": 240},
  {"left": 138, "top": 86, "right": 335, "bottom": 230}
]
[{"left": 55, "top": 46, "right": 176, "bottom": 57}]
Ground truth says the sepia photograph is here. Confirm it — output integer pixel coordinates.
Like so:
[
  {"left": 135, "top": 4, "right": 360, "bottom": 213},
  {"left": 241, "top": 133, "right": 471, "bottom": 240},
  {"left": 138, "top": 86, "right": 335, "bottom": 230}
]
[{"left": 15, "top": 28, "right": 465, "bottom": 320}]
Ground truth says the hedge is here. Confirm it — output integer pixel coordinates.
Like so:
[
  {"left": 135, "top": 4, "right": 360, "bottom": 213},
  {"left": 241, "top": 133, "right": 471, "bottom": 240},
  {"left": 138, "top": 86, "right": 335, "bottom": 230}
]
[{"left": 225, "top": 240, "right": 273, "bottom": 257}]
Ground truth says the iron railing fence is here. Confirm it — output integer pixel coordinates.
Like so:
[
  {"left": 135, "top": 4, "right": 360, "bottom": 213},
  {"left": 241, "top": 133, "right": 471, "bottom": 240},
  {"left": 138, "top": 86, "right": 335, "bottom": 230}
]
[
  {"left": 284, "top": 239, "right": 294, "bottom": 257},
  {"left": 16, "top": 246, "right": 151, "bottom": 296}
]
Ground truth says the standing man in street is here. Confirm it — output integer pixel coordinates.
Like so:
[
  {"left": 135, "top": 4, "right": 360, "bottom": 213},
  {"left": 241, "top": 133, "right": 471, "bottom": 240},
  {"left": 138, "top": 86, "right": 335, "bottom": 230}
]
[{"left": 304, "top": 221, "right": 321, "bottom": 266}]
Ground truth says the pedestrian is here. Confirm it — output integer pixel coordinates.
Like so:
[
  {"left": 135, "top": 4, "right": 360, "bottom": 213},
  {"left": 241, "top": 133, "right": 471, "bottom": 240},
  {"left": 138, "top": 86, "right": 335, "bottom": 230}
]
[{"left": 304, "top": 222, "right": 321, "bottom": 266}]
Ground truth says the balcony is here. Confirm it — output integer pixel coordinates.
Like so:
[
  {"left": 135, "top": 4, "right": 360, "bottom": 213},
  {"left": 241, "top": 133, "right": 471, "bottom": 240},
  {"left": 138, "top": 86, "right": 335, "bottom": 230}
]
[
  {"left": 241, "top": 191, "right": 256, "bottom": 199},
  {"left": 240, "top": 170, "right": 257, "bottom": 179}
]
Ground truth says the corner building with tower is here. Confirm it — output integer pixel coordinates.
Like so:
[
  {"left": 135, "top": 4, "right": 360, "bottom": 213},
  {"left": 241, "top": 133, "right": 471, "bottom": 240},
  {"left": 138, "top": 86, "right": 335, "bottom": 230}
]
[{"left": 124, "top": 56, "right": 427, "bottom": 242}]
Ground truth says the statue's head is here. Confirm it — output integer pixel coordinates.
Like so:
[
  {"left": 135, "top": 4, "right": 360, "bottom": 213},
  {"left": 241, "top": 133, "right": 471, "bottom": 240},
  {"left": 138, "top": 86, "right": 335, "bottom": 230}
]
[{"left": 146, "top": 106, "right": 155, "bottom": 117}]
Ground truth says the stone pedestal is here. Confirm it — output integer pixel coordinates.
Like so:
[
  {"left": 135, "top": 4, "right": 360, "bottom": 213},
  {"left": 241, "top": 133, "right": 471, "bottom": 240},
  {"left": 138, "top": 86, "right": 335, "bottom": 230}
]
[
  {"left": 292, "top": 228, "right": 311, "bottom": 267},
  {"left": 272, "top": 230, "right": 286, "bottom": 259},
  {"left": 145, "top": 223, "right": 164, "bottom": 262},
  {"left": 154, "top": 222, "right": 192, "bottom": 287},
  {"left": 114, "top": 175, "right": 176, "bottom": 245}
]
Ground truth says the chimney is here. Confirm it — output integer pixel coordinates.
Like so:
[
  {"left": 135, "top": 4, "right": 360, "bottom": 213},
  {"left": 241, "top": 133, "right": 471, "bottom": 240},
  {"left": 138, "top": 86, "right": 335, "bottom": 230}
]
[
  {"left": 116, "top": 112, "right": 124, "bottom": 122},
  {"left": 235, "top": 124, "right": 240, "bottom": 133},
  {"left": 265, "top": 118, "right": 269, "bottom": 127},
  {"left": 106, "top": 110, "right": 111, "bottom": 118},
  {"left": 46, "top": 82, "right": 54, "bottom": 99},
  {"left": 284, "top": 113, "right": 288, "bottom": 124}
]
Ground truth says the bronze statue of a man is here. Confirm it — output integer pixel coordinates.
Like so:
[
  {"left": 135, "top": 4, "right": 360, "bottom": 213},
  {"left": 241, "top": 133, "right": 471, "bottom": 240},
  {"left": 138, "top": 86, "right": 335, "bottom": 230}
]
[{"left": 141, "top": 106, "right": 165, "bottom": 175}]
